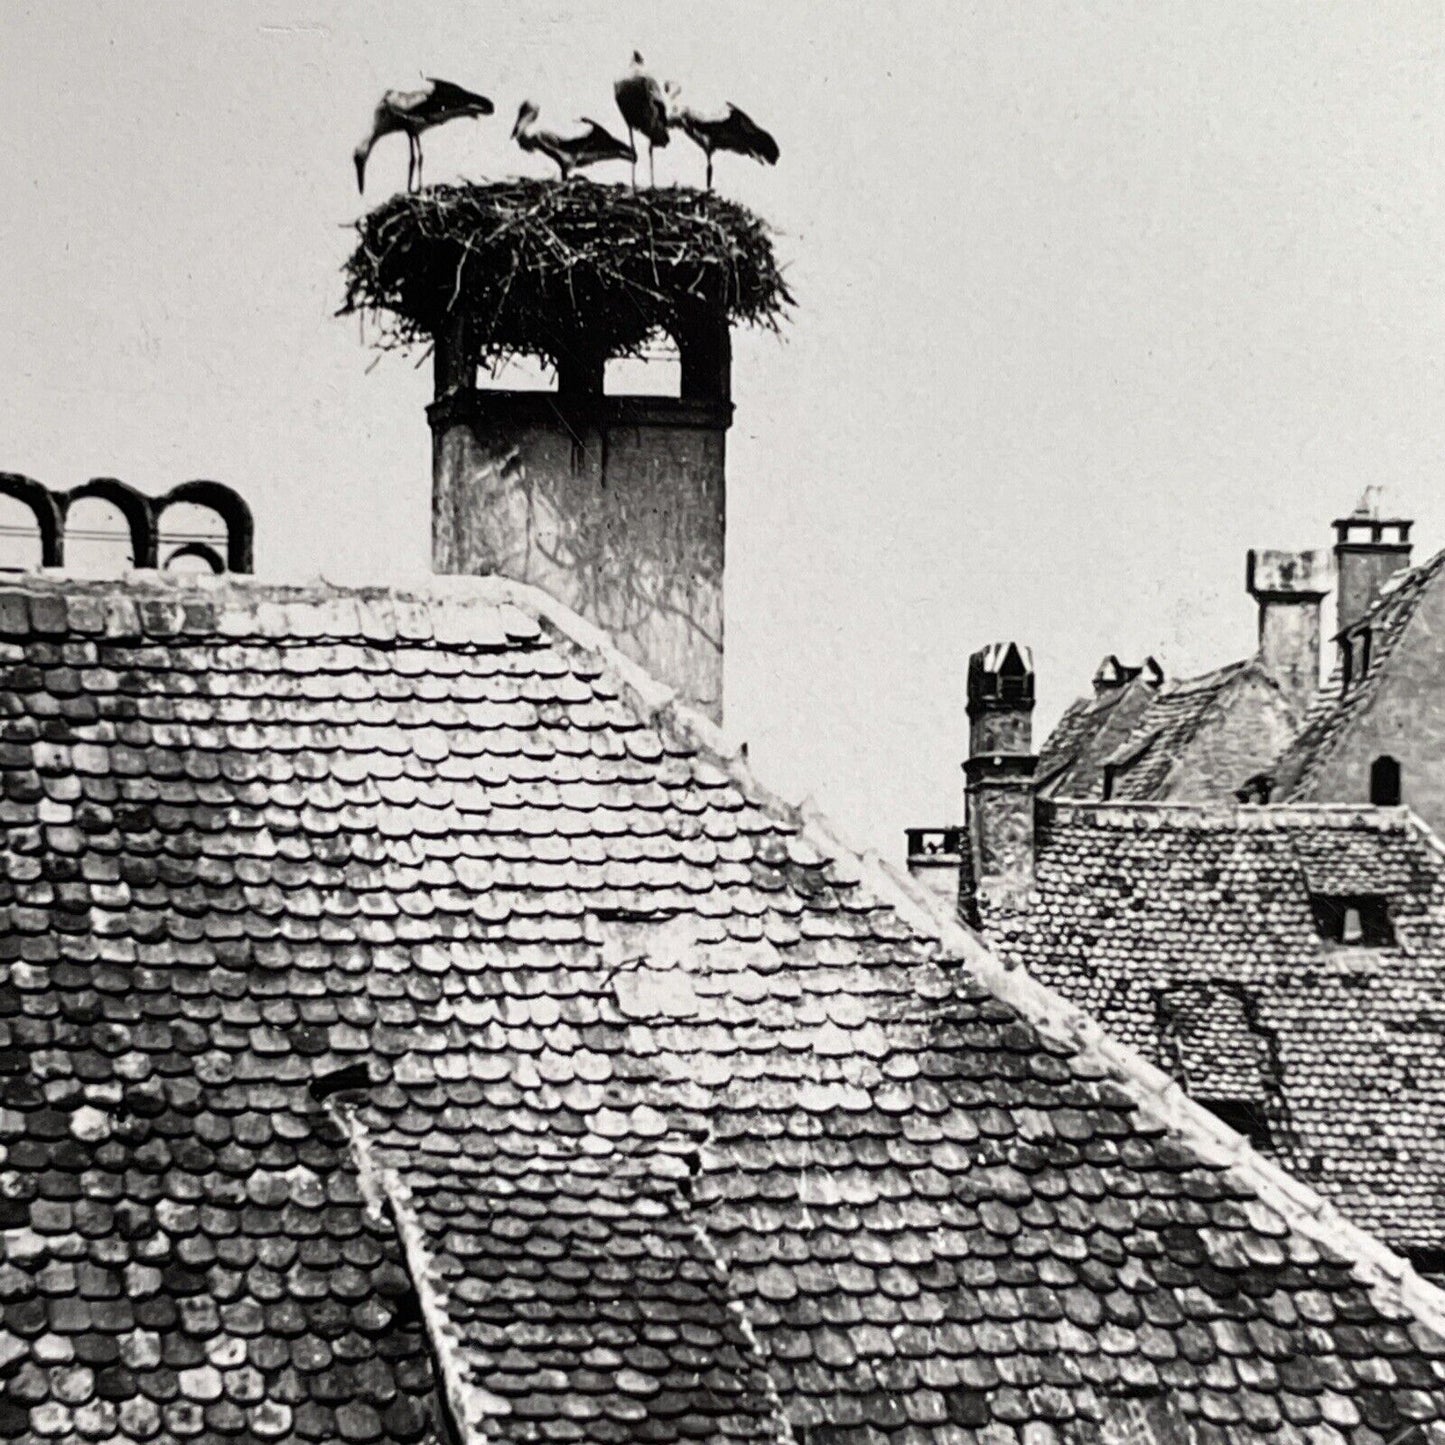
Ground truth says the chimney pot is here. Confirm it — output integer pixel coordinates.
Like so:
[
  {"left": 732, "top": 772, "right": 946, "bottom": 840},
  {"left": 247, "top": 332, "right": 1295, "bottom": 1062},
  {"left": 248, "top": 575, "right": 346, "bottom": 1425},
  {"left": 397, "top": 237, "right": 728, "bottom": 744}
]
[
  {"left": 1332, "top": 513, "right": 1413, "bottom": 634},
  {"left": 1092, "top": 654, "right": 1164, "bottom": 695}
]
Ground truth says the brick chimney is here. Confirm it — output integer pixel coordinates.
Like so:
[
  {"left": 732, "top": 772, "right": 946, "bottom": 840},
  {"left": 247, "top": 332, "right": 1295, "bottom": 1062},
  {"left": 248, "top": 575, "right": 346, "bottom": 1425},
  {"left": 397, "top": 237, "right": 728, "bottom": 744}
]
[
  {"left": 428, "top": 304, "right": 733, "bottom": 722},
  {"left": 1245, "top": 548, "right": 1331, "bottom": 715},
  {"left": 1333, "top": 509, "right": 1412, "bottom": 635},
  {"left": 965, "top": 642, "right": 1037, "bottom": 916}
]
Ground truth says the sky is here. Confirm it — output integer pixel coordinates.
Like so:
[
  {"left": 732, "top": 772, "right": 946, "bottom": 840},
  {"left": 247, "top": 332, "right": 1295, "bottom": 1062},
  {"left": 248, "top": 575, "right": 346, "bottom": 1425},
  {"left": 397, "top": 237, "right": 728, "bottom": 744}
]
[{"left": 2, "top": 3, "right": 1444, "bottom": 859}]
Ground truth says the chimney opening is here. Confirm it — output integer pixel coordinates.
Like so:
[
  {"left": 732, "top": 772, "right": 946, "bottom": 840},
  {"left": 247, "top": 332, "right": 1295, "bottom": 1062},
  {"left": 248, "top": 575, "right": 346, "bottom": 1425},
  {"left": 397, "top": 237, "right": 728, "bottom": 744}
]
[{"left": 604, "top": 334, "right": 683, "bottom": 398}]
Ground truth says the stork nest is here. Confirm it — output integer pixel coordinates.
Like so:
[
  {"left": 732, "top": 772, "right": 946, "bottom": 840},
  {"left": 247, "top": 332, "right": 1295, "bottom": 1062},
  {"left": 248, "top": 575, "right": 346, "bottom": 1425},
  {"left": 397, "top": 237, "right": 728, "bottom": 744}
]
[{"left": 340, "top": 178, "right": 792, "bottom": 368}]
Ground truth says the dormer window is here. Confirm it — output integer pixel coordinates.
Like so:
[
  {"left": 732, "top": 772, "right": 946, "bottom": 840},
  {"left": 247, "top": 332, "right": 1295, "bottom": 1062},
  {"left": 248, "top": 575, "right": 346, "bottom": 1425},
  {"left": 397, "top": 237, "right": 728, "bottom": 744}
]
[
  {"left": 1340, "top": 637, "right": 1354, "bottom": 694},
  {"left": 1200, "top": 1098, "right": 1272, "bottom": 1149},
  {"left": 1310, "top": 893, "right": 1394, "bottom": 947}
]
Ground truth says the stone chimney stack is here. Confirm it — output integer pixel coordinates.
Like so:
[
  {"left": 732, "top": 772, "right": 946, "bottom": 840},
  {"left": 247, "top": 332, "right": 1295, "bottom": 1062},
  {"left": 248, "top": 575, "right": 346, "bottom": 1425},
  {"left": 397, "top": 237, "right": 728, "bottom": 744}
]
[
  {"left": 428, "top": 304, "right": 733, "bottom": 723},
  {"left": 965, "top": 642, "right": 1037, "bottom": 916},
  {"left": 1245, "top": 548, "right": 1331, "bottom": 716},
  {"left": 1333, "top": 509, "right": 1413, "bottom": 635}
]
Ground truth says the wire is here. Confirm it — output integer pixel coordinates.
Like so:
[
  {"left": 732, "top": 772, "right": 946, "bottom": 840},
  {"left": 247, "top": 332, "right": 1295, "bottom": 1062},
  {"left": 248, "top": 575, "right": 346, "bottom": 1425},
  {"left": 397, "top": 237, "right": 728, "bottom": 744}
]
[{"left": 0, "top": 525, "right": 225, "bottom": 544}]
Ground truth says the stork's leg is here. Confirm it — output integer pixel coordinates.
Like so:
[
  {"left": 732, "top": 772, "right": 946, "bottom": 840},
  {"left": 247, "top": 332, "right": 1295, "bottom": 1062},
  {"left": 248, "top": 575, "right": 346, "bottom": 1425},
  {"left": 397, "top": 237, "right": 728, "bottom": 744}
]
[
  {"left": 627, "top": 127, "right": 636, "bottom": 188},
  {"left": 406, "top": 134, "right": 417, "bottom": 192},
  {"left": 416, "top": 137, "right": 424, "bottom": 191},
  {"left": 648, "top": 140, "right": 655, "bottom": 188},
  {"left": 705, "top": 152, "right": 713, "bottom": 191}
]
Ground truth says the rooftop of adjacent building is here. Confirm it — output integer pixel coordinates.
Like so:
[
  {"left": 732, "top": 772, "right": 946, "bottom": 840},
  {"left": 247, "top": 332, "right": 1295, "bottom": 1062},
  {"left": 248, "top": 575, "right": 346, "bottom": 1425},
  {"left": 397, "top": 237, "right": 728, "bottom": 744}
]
[
  {"left": 911, "top": 618, "right": 1445, "bottom": 1272},
  {"left": 1036, "top": 501, "right": 1437, "bottom": 809}
]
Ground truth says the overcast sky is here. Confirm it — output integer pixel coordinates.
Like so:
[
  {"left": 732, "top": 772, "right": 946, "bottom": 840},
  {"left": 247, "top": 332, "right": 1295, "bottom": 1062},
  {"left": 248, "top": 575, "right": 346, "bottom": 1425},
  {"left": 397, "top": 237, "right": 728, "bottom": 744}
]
[{"left": 3, "top": 3, "right": 1444, "bottom": 858}]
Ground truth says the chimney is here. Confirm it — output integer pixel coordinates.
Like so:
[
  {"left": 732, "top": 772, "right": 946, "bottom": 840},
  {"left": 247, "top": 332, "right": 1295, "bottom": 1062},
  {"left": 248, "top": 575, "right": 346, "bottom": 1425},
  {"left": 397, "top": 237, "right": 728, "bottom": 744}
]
[
  {"left": 1092, "top": 654, "right": 1164, "bottom": 695},
  {"left": 427, "top": 291, "right": 734, "bottom": 723},
  {"left": 1245, "top": 548, "right": 1331, "bottom": 715},
  {"left": 965, "top": 642, "right": 1037, "bottom": 916},
  {"left": 1333, "top": 508, "right": 1412, "bottom": 635}
]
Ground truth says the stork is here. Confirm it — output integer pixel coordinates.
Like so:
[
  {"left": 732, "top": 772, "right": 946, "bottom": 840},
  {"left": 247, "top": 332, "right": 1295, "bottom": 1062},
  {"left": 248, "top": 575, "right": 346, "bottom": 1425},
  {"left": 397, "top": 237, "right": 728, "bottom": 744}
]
[
  {"left": 613, "top": 51, "right": 670, "bottom": 188},
  {"left": 663, "top": 83, "right": 779, "bottom": 191},
  {"left": 354, "top": 78, "right": 495, "bottom": 194},
  {"left": 511, "top": 101, "right": 635, "bottom": 181}
]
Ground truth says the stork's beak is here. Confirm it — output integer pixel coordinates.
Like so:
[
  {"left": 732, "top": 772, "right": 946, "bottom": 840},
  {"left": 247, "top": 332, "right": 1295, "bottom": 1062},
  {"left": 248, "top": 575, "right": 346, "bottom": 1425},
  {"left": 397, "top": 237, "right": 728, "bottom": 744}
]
[{"left": 354, "top": 152, "right": 367, "bottom": 194}]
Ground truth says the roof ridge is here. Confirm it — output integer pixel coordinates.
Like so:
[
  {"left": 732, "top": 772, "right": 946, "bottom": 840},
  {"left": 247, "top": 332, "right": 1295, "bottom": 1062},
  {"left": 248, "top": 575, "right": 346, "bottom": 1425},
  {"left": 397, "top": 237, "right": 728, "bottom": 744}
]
[
  {"left": 497, "top": 578, "right": 1445, "bottom": 1338},
  {"left": 334, "top": 1108, "right": 504, "bottom": 1442},
  {"left": 1158, "top": 655, "right": 1250, "bottom": 695},
  {"left": 1047, "top": 799, "right": 1414, "bottom": 830}
]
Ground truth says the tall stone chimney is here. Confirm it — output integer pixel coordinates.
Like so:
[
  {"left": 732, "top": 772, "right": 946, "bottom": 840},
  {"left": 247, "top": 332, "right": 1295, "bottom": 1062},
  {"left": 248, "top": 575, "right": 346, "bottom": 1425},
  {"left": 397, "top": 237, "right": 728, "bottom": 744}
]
[
  {"left": 428, "top": 305, "right": 733, "bottom": 722},
  {"left": 1333, "top": 510, "right": 1412, "bottom": 635},
  {"left": 1245, "top": 548, "right": 1331, "bottom": 715},
  {"left": 965, "top": 642, "right": 1037, "bottom": 916}
]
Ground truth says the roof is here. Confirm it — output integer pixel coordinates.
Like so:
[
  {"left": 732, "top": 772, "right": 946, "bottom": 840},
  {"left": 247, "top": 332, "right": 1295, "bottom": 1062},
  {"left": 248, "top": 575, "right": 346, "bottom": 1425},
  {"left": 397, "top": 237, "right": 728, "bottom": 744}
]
[
  {"left": 1035, "top": 669, "right": 1159, "bottom": 799},
  {"left": 6, "top": 570, "right": 1445, "bottom": 1444},
  {"left": 1103, "top": 661, "right": 1259, "bottom": 800},
  {"left": 1273, "top": 547, "right": 1445, "bottom": 800},
  {"left": 1041, "top": 660, "right": 1267, "bottom": 803},
  {"left": 981, "top": 799, "right": 1445, "bottom": 1252}
]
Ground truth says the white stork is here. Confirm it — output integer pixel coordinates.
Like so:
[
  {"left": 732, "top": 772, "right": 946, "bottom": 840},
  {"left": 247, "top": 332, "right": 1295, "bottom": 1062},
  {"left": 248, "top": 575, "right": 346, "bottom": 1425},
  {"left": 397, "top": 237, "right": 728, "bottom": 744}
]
[
  {"left": 355, "top": 78, "right": 495, "bottom": 194},
  {"left": 511, "top": 101, "right": 635, "bottom": 181},
  {"left": 613, "top": 52, "right": 670, "bottom": 188},
  {"left": 663, "top": 82, "right": 779, "bottom": 191}
]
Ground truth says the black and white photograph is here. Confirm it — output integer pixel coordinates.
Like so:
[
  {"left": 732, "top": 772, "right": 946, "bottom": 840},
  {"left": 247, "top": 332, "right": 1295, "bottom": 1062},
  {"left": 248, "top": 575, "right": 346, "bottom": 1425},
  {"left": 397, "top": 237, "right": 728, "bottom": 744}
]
[{"left": 3, "top": 5, "right": 1445, "bottom": 1443}]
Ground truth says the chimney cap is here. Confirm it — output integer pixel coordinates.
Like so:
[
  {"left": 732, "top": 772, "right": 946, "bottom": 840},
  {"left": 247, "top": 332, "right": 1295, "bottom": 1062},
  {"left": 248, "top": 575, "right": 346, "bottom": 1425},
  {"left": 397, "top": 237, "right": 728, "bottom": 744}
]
[
  {"left": 1332, "top": 516, "right": 1413, "bottom": 549},
  {"left": 1092, "top": 654, "right": 1164, "bottom": 693},
  {"left": 967, "top": 642, "right": 1035, "bottom": 713},
  {"left": 1246, "top": 548, "right": 1332, "bottom": 601}
]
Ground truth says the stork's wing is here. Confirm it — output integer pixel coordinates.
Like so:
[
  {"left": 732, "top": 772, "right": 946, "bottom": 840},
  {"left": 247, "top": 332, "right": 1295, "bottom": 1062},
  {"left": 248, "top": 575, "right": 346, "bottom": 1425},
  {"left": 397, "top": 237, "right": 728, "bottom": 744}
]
[
  {"left": 645, "top": 79, "right": 670, "bottom": 146},
  {"left": 423, "top": 77, "right": 496, "bottom": 115},
  {"left": 724, "top": 105, "right": 779, "bottom": 164},
  {"left": 614, "top": 75, "right": 670, "bottom": 145},
  {"left": 544, "top": 115, "right": 603, "bottom": 146},
  {"left": 381, "top": 87, "right": 432, "bottom": 118},
  {"left": 576, "top": 118, "right": 637, "bottom": 161}
]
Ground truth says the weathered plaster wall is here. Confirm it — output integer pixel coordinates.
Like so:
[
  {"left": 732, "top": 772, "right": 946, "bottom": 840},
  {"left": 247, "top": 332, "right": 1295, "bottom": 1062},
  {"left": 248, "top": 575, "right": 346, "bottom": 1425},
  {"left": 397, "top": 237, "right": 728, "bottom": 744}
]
[
  {"left": 1163, "top": 671, "right": 1302, "bottom": 801},
  {"left": 431, "top": 392, "right": 729, "bottom": 722},
  {"left": 1257, "top": 599, "right": 1322, "bottom": 715},
  {"left": 1305, "top": 578, "right": 1445, "bottom": 832}
]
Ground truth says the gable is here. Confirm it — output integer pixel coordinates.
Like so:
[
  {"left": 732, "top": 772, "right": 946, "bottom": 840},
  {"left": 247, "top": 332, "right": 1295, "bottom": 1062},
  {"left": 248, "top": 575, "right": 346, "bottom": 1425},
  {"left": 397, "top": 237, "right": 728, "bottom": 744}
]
[
  {"left": 1288, "top": 557, "right": 1445, "bottom": 830},
  {"left": 1103, "top": 663, "right": 1296, "bottom": 802},
  {"left": 1275, "top": 547, "right": 1445, "bottom": 810},
  {"left": 1154, "top": 668, "right": 1301, "bottom": 800}
]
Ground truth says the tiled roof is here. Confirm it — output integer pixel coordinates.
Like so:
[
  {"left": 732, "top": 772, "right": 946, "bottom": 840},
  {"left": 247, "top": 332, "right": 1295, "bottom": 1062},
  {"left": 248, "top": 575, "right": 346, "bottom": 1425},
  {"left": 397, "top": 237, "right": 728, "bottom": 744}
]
[
  {"left": 1036, "top": 673, "right": 1159, "bottom": 799},
  {"left": 983, "top": 800, "right": 1445, "bottom": 1253},
  {"left": 1273, "top": 548, "right": 1445, "bottom": 801},
  {"left": 1103, "top": 661, "right": 1253, "bottom": 801},
  {"left": 6, "top": 572, "right": 1445, "bottom": 1444},
  {"left": 1038, "top": 661, "right": 1266, "bottom": 803}
]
